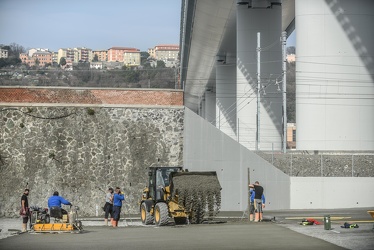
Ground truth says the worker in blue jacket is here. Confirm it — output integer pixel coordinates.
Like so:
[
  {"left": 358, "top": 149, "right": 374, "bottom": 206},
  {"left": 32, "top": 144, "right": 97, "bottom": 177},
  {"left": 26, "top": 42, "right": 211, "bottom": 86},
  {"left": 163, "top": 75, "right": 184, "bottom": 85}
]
[
  {"left": 112, "top": 187, "right": 125, "bottom": 227},
  {"left": 48, "top": 191, "right": 72, "bottom": 215},
  {"left": 249, "top": 189, "right": 265, "bottom": 222}
]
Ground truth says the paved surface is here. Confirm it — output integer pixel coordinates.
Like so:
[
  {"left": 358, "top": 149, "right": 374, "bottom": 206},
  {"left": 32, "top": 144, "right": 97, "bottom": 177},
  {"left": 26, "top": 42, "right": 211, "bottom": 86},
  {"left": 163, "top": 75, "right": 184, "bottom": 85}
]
[{"left": 0, "top": 208, "right": 373, "bottom": 250}]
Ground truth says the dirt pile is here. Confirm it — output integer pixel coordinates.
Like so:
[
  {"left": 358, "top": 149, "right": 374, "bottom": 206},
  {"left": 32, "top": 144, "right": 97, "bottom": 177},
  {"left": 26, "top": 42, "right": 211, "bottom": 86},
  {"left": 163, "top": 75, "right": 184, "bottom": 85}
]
[{"left": 172, "top": 174, "right": 221, "bottom": 223}]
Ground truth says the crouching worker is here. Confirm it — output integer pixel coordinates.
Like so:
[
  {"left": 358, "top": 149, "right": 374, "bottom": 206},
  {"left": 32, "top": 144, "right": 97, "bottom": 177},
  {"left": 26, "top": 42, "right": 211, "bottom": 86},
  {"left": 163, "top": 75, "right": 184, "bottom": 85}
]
[{"left": 48, "top": 191, "right": 72, "bottom": 216}]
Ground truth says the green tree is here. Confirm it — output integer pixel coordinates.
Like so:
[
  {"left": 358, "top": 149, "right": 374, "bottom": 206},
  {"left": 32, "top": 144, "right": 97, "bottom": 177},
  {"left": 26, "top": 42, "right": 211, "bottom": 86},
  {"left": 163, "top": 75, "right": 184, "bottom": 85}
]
[
  {"left": 156, "top": 60, "right": 165, "bottom": 68},
  {"left": 142, "top": 61, "right": 152, "bottom": 69},
  {"left": 93, "top": 54, "right": 99, "bottom": 62},
  {"left": 59, "top": 57, "right": 66, "bottom": 66},
  {"left": 140, "top": 51, "right": 150, "bottom": 65},
  {"left": 8, "top": 43, "right": 25, "bottom": 58},
  {"left": 0, "top": 57, "right": 21, "bottom": 68},
  {"left": 286, "top": 46, "right": 296, "bottom": 55}
]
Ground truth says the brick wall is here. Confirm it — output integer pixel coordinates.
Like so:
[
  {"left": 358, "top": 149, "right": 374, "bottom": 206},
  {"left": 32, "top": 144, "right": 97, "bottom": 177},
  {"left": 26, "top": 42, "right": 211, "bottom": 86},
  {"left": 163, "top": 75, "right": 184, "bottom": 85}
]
[{"left": 0, "top": 87, "right": 184, "bottom": 106}]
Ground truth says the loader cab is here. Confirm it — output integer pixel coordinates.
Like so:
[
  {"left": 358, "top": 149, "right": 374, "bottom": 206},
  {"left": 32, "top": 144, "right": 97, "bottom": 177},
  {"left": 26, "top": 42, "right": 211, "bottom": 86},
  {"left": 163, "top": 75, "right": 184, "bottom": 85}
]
[{"left": 148, "top": 167, "right": 182, "bottom": 201}]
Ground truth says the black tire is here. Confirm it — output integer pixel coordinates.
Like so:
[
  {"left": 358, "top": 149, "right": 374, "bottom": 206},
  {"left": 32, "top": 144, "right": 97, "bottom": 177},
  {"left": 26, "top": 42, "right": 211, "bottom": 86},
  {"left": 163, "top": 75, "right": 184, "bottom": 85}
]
[
  {"left": 174, "top": 217, "right": 187, "bottom": 225},
  {"left": 140, "top": 203, "right": 154, "bottom": 225},
  {"left": 154, "top": 203, "right": 169, "bottom": 226}
]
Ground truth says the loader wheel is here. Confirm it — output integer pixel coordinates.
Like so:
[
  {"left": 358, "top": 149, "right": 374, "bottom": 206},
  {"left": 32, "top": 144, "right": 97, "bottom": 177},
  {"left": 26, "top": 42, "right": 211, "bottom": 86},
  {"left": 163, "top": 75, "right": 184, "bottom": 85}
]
[
  {"left": 154, "top": 203, "right": 169, "bottom": 226},
  {"left": 141, "top": 203, "right": 154, "bottom": 225}
]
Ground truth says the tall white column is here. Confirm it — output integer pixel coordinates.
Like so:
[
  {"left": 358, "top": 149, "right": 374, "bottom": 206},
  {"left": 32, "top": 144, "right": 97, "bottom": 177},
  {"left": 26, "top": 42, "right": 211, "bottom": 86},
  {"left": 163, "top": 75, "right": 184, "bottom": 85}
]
[
  {"left": 236, "top": 2, "right": 283, "bottom": 151},
  {"left": 216, "top": 63, "right": 237, "bottom": 140},
  {"left": 204, "top": 90, "right": 216, "bottom": 125},
  {"left": 296, "top": 0, "right": 374, "bottom": 150}
]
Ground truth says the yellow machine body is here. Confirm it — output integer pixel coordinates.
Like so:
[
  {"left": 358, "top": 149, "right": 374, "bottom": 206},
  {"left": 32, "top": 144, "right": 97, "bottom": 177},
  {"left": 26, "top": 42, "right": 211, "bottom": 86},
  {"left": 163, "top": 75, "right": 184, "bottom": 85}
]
[
  {"left": 33, "top": 223, "right": 75, "bottom": 232},
  {"left": 140, "top": 167, "right": 221, "bottom": 226}
]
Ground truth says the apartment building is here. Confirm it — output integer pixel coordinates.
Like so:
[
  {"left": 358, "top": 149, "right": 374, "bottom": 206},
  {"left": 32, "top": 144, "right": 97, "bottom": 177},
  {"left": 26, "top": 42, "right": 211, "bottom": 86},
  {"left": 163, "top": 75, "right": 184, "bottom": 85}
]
[
  {"left": 93, "top": 50, "right": 108, "bottom": 62},
  {"left": 20, "top": 51, "right": 52, "bottom": 67},
  {"left": 0, "top": 48, "right": 9, "bottom": 58},
  {"left": 75, "top": 47, "right": 93, "bottom": 62},
  {"left": 148, "top": 48, "right": 155, "bottom": 59},
  {"left": 123, "top": 51, "right": 141, "bottom": 67},
  {"left": 286, "top": 54, "right": 296, "bottom": 63},
  {"left": 20, "top": 53, "right": 31, "bottom": 65},
  {"left": 107, "top": 47, "right": 139, "bottom": 62},
  {"left": 58, "top": 48, "right": 79, "bottom": 64},
  {"left": 28, "top": 48, "right": 49, "bottom": 57},
  {"left": 149, "top": 44, "right": 179, "bottom": 61},
  {"left": 34, "top": 51, "right": 52, "bottom": 67},
  {"left": 287, "top": 123, "right": 296, "bottom": 149},
  {"left": 52, "top": 52, "right": 58, "bottom": 64}
]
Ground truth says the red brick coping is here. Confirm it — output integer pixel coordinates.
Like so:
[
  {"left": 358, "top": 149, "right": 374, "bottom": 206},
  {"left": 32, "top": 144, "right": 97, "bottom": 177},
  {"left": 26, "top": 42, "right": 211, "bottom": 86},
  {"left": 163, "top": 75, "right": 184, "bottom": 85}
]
[{"left": 0, "top": 87, "right": 184, "bottom": 106}]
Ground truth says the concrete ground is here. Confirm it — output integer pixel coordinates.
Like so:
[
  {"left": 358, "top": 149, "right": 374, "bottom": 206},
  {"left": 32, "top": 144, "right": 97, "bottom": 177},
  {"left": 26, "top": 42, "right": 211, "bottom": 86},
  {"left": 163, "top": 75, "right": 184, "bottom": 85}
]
[{"left": 0, "top": 208, "right": 373, "bottom": 250}]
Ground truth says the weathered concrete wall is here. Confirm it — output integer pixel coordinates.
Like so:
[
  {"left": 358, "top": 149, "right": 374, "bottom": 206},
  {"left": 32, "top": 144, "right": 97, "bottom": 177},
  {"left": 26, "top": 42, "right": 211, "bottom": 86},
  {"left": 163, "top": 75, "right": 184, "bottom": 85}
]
[{"left": 0, "top": 106, "right": 184, "bottom": 217}]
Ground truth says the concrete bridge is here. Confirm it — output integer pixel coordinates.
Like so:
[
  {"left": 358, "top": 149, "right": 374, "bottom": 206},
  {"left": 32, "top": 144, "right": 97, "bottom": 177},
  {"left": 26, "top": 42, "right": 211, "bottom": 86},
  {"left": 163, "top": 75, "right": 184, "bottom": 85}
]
[
  {"left": 180, "top": 0, "right": 374, "bottom": 152},
  {"left": 179, "top": 0, "right": 374, "bottom": 210}
]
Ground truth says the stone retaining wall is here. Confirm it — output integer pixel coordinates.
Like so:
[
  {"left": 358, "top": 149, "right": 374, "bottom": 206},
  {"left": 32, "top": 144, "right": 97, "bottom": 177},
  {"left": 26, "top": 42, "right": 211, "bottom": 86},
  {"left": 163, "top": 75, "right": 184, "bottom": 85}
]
[
  {"left": 0, "top": 106, "right": 184, "bottom": 217},
  {"left": 256, "top": 152, "right": 374, "bottom": 177}
]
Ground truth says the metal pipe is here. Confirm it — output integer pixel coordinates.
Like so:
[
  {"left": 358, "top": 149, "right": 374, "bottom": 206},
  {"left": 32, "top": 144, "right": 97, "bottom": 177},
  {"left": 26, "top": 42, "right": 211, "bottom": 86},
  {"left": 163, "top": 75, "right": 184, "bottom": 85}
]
[
  {"left": 256, "top": 32, "right": 261, "bottom": 151},
  {"left": 282, "top": 31, "right": 287, "bottom": 153}
]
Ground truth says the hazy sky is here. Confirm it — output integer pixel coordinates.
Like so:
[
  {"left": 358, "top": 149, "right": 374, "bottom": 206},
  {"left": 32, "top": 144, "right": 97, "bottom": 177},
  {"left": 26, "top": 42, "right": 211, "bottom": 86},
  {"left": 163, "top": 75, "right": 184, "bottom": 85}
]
[
  {"left": 0, "top": 0, "right": 181, "bottom": 52},
  {"left": 0, "top": 0, "right": 296, "bottom": 52},
  {"left": 287, "top": 30, "right": 295, "bottom": 47}
]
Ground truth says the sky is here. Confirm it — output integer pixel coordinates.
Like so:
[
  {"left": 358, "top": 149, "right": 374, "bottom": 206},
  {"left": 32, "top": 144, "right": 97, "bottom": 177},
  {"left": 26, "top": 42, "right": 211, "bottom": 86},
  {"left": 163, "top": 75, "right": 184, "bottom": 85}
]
[
  {"left": 287, "top": 30, "right": 296, "bottom": 47},
  {"left": 0, "top": 0, "right": 182, "bottom": 52}
]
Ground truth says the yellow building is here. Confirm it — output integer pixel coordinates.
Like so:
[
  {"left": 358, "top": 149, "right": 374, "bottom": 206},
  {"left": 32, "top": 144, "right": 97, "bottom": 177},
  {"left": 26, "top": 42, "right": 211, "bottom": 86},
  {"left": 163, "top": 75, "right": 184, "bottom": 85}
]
[
  {"left": 149, "top": 44, "right": 179, "bottom": 61},
  {"left": 58, "top": 48, "right": 79, "bottom": 64},
  {"left": 75, "top": 47, "right": 93, "bottom": 62},
  {"left": 123, "top": 51, "right": 141, "bottom": 67},
  {"left": 0, "top": 48, "right": 8, "bottom": 58}
]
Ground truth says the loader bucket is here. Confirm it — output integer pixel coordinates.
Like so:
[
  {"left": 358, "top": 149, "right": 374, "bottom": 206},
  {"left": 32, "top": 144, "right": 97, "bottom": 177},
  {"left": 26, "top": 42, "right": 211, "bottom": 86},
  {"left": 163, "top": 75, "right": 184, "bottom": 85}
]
[{"left": 170, "top": 171, "right": 221, "bottom": 223}]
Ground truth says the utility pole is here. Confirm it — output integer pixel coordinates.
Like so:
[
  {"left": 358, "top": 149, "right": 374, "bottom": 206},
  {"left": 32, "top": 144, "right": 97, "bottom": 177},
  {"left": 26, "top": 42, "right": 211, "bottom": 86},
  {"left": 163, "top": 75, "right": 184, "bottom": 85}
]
[
  {"left": 282, "top": 31, "right": 287, "bottom": 153},
  {"left": 256, "top": 32, "right": 261, "bottom": 151}
]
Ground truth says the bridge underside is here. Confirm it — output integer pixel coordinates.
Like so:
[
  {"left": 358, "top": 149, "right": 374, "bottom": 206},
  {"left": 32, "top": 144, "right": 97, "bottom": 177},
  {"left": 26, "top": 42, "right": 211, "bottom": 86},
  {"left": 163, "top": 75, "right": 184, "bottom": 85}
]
[{"left": 180, "top": 0, "right": 295, "bottom": 113}]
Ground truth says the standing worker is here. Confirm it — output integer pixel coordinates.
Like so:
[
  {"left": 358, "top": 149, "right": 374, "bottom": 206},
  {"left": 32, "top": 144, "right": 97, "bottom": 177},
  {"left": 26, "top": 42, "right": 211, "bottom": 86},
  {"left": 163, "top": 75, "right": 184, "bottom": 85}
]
[
  {"left": 112, "top": 187, "right": 125, "bottom": 227},
  {"left": 104, "top": 187, "right": 114, "bottom": 226},
  {"left": 20, "top": 189, "right": 30, "bottom": 232},
  {"left": 249, "top": 189, "right": 265, "bottom": 221},
  {"left": 249, "top": 181, "right": 264, "bottom": 222}
]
